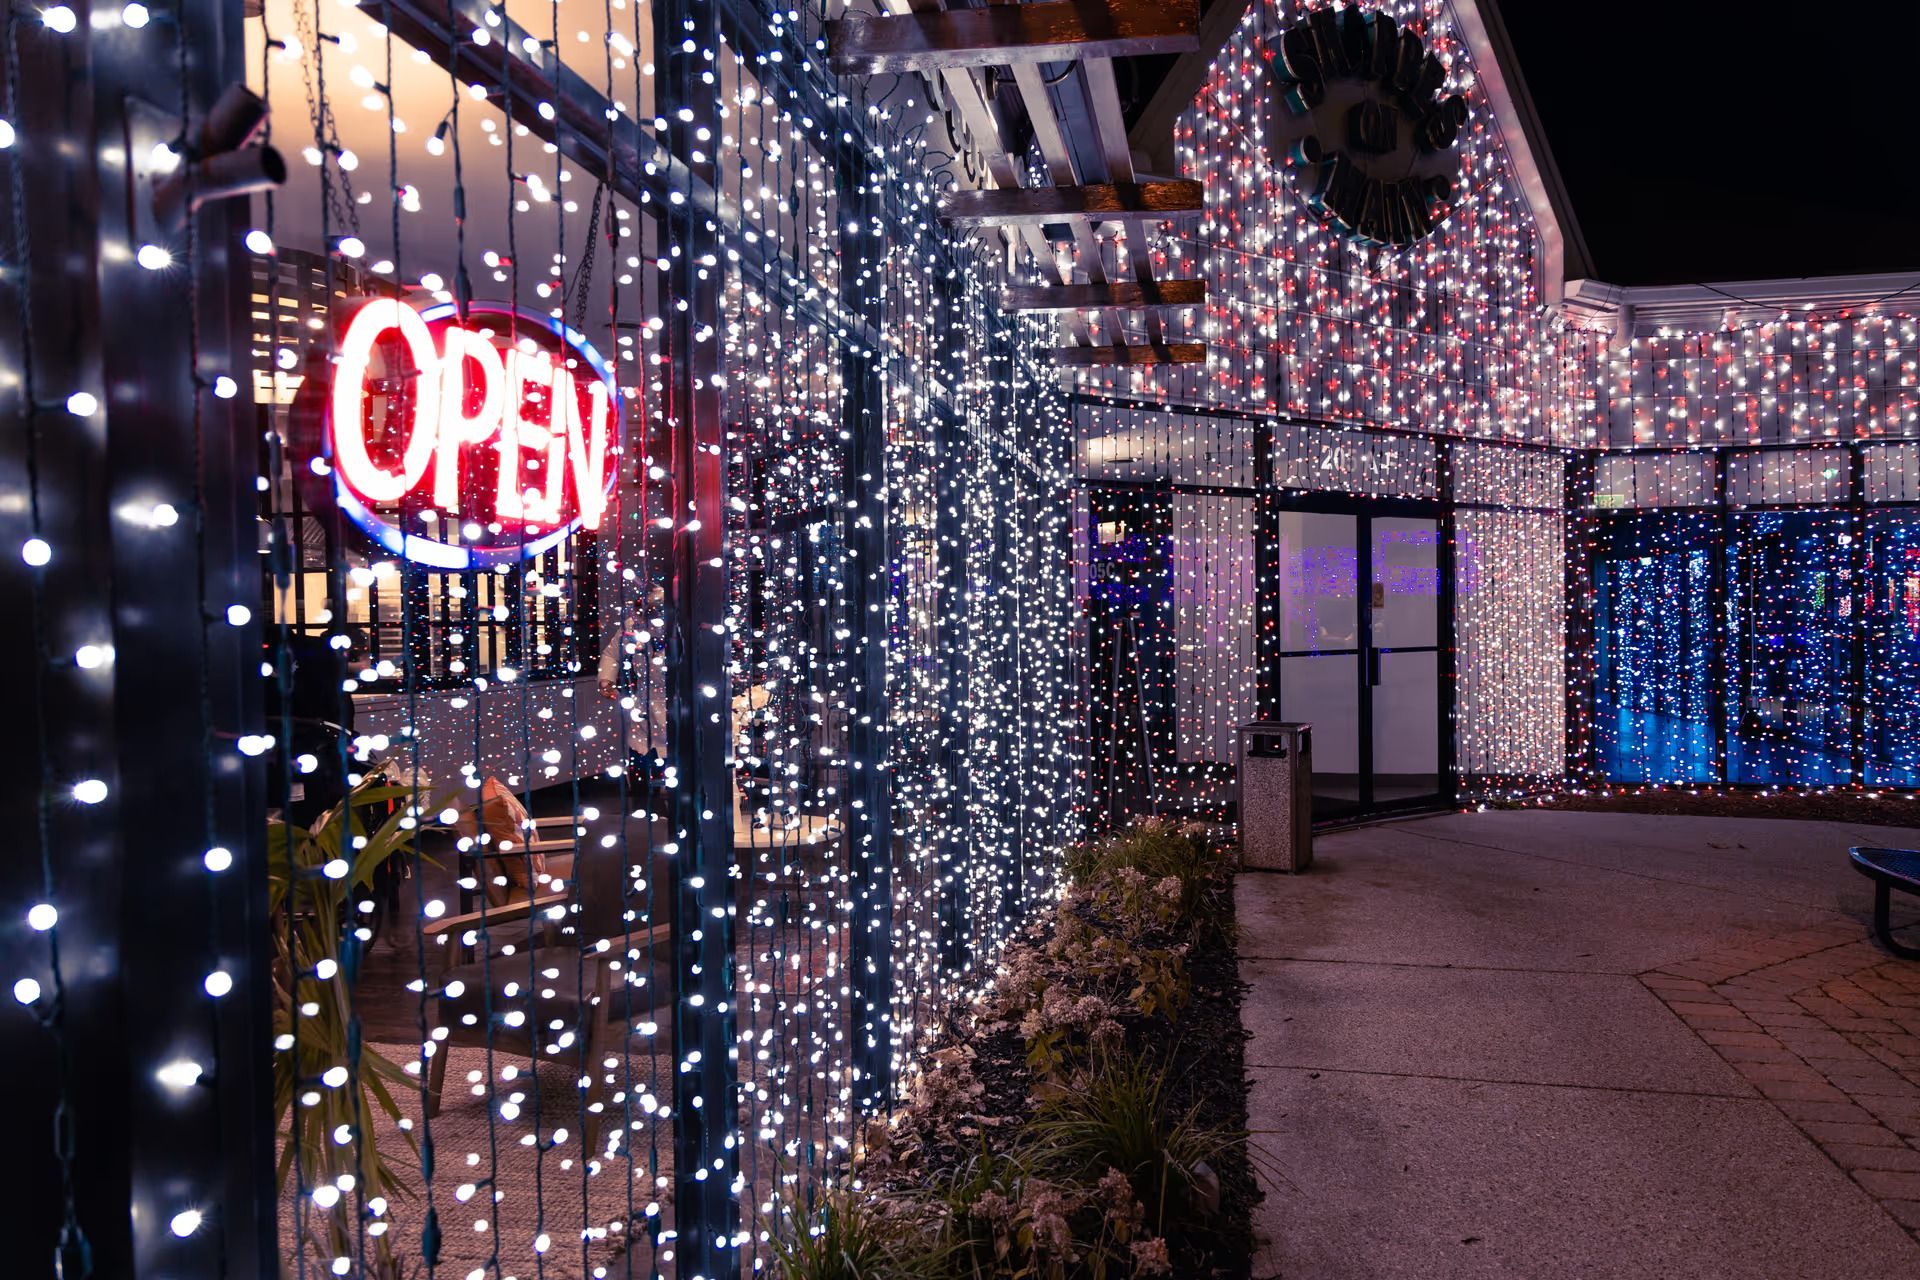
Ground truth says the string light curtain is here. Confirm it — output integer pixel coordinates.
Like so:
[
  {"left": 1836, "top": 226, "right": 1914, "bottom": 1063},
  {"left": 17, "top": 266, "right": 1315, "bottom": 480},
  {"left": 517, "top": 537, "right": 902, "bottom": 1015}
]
[
  {"left": 1075, "top": 400, "right": 1494, "bottom": 824},
  {"left": 5, "top": 0, "right": 276, "bottom": 1275},
  {"left": 19, "top": 0, "right": 1920, "bottom": 1273},
  {"left": 0, "top": 0, "right": 1084, "bottom": 1275},
  {"left": 1602, "top": 316, "right": 1920, "bottom": 448},
  {"left": 1074, "top": 0, "right": 1587, "bottom": 445},
  {"left": 1575, "top": 444, "right": 1920, "bottom": 790},
  {"left": 1452, "top": 442, "right": 1565, "bottom": 782}
]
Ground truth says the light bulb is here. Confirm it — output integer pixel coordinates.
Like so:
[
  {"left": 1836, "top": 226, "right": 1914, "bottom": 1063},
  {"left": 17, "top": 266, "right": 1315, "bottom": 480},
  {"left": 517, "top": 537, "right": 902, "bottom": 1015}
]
[{"left": 157, "top": 1060, "right": 204, "bottom": 1089}]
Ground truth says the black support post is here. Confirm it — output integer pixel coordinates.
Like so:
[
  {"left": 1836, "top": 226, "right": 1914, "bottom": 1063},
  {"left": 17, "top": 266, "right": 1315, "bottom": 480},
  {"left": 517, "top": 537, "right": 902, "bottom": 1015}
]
[
  {"left": 1253, "top": 420, "right": 1279, "bottom": 724},
  {"left": 1849, "top": 444, "right": 1868, "bottom": 786},
  {"left": 2, "top": 2, "right": 273, "bottom": 1274},
  {"left": 933, "top": 277, "right": 970, "bottom": 979},
  {"left": 2, "top": 19, "right": 124, "bottom": 1275},
  {"left": 840, "top": 139, "right": 896, "bottom": 1112},
  {"left": 1563, "top": 452, "right": 1598, "bottom": 782},
  {"left": 1711, "top": 450, "right": 1731, "bottom": 785},
  {"left": 1436, "top": 441, "right": 1458, "bottom": 806},
  {"left": 657, "top": 0, "right": 740, "bottom": 1267}
]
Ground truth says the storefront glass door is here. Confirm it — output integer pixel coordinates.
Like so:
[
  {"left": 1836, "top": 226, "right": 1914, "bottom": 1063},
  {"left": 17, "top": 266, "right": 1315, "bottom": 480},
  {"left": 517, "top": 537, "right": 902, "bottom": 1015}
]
[{"left": 1273, "top": 503, "right": 1445, "bottom": 821}]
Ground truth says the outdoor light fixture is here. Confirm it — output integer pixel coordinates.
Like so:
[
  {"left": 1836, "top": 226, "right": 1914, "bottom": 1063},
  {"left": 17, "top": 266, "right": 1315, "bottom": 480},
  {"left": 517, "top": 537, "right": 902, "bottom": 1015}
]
[{"left": 153, "top": 83, "right": 287, "bottom": 229}]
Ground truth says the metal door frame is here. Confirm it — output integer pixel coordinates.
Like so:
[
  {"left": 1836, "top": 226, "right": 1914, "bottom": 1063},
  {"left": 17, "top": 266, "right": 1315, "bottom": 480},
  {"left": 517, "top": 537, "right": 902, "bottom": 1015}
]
[{"left": 1261, "top": 488, "right": 1454, "bottom": 821}]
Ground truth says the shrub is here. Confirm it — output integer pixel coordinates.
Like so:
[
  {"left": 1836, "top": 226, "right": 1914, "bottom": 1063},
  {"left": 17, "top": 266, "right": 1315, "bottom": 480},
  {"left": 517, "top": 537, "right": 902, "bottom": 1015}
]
[
  {"left": 1026, "top": 1052, "right": 1237, "bottom": 1237},
  {"left": 767, "top": 1186, "right": 949, "bottom": 1280},
  {"left": 1063, "top": 820, "right": 1231, "bottom": 940},
  {"left": 818, "top": 818, "right": 1247, "bottom": 1279},
  {"left": 926, "top": 1144, "right": 1171, "bottom": 1280}
]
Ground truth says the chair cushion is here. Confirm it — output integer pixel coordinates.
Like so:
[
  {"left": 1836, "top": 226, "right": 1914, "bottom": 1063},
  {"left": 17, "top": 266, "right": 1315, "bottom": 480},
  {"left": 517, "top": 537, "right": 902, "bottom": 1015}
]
[
  {"left": 437, "top": 946, "right": 673, "bottom": 1052},
  {"left": 460, "top": 778, "right": 547, "bottom": 906}
]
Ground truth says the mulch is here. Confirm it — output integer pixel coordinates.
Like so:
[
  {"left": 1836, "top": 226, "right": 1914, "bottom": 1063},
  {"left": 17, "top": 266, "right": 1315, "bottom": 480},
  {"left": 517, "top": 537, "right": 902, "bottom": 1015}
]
[
  {"left": 1489, "top": 787, "right": 1920, "bottom": 830},
  {"left": 1161, "top": 886, "right": 1256, "bottom": 1280}
]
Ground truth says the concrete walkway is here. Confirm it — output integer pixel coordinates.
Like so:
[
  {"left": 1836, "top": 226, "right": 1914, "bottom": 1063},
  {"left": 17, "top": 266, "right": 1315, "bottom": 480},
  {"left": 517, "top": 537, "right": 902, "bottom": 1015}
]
[{"left": 1240, "top": 810, "right": 1920, "bottom": 1280}]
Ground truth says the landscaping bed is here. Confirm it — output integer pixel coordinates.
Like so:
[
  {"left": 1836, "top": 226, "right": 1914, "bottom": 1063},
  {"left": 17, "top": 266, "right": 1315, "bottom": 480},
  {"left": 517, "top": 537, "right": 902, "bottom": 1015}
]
[
  {"left": 775, "top": 822, "right": 1256, "bottom": 1278},
  {"left": 1493, "top": 787, "right": 1920, "bottom": 829}
]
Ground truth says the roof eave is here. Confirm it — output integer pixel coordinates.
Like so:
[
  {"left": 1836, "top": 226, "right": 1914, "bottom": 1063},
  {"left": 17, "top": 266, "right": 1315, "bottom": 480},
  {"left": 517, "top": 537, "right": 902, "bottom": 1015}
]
[{"left": 1448, "top": 0, "right": 1594, "bottom": 300}]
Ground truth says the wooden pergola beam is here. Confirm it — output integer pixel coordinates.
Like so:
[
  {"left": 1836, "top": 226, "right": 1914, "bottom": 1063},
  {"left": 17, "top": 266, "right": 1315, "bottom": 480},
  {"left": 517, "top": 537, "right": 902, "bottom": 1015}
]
[
  {"left": 825, "top": 0, "right": 1198, "bottom": 75},
  {"left": 1003, "top": 280, "right": 1206, "bottom": 312},
  {"left": 940, "top": 180, "right": 1203, "bottom": 228},
  {"left": 1043, "top": 343, "right": 1207, "bottom": 367}
]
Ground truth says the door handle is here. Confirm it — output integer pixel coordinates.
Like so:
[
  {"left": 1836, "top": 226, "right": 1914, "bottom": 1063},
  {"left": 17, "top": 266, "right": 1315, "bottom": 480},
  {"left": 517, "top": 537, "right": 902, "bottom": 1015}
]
[{"left": 1368, "top": 649, "right": 1382, "bottom": 687}]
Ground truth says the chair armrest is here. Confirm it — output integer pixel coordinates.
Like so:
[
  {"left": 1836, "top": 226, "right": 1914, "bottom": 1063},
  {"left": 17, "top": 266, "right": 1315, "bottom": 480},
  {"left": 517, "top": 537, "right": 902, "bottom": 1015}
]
[
  {"left": 593, "top": 921, "right": 674, "bottom": 956},
  {"left": 467, "top": 838, "right": 574, "bottom": 859},
  {"left": 423, "top": 890, "right": 571, "bottom": 939}
]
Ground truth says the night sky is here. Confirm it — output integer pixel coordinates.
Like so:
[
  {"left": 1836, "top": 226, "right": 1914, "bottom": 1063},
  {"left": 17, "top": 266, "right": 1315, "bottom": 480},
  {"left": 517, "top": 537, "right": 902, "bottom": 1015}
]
[{"left": 1491, "top": 1, "right": 1920, "bottom": 286}]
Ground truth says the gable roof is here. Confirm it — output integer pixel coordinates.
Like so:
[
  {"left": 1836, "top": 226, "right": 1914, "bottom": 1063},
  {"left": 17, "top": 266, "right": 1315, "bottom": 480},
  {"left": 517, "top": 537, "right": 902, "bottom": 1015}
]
[{"left": 1128, "top": 0, "right": 1593, "bottom": 294}]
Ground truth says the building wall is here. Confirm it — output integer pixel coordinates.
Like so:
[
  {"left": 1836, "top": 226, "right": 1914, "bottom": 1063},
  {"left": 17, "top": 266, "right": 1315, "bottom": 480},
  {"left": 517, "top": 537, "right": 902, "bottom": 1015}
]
[
  {"left": 1074, "top": 7, "right": 1920, "bottom": 805},
  {"left": 1072, "top": 0, "right": 1579, "bottom": 800},
  {"left": 1597, "top": 318, "right": 1920, "bottom": 448},
  {"left": 1076, "top": 0, "right": 1591, "bottom": 445}
]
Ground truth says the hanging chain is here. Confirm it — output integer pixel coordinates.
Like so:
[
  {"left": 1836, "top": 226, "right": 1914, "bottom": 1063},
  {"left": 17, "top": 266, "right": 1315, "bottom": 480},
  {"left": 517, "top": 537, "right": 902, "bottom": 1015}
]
[
  {"left": 564, "top": 180, "right": 606, "bottom": 332},
  {"left": 292, "top": 0, "right": 359, "bottom": 236}
]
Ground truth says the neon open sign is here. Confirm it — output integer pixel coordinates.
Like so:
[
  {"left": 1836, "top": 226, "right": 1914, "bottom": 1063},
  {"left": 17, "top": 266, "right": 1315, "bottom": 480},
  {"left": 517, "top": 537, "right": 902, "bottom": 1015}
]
[{"left": 326, "top": 299, "right": 621, "bottom": 570}]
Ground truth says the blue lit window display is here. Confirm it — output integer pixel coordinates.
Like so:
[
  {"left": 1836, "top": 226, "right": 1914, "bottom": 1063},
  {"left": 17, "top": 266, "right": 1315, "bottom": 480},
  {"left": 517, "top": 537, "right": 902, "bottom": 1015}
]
[
  {"left": 1725, "top": 512, "right": 1857, "bottom": 786},
  {"left": 1867, "top": 511, "right": 1920, "bottom": 786},
  {"left": 1593, "top": 503, "right": 1906, "bottom": 789},
  {"left": 1594, "top": 515, "right": 1716, "bottom": 783}
]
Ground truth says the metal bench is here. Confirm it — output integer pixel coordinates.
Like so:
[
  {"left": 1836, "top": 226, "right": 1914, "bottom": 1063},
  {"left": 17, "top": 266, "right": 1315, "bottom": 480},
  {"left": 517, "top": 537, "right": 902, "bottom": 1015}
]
[{"left": 1849, "top": 847, "right": 1920, "bottom": 960}]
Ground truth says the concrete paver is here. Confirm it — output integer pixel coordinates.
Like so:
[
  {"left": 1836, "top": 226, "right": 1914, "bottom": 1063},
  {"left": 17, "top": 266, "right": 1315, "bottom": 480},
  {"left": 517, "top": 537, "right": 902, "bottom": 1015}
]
[
  {"left": 1239, "top": 957, "right": 1751, "bottom": 1095},
  {"left": 1240, "top": 811, "right": 1920, "bottom": 1279}
]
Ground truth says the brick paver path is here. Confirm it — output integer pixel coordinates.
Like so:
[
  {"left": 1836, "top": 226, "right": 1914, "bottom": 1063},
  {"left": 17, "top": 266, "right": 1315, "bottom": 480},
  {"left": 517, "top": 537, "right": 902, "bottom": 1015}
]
[{"left": 1644, "top": 923, "right": 1920, "bottom": 1240}]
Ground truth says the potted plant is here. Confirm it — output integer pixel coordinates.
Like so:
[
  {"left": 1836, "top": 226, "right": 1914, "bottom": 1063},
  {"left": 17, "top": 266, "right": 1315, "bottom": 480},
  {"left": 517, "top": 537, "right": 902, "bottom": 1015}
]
[{"left": 268, "top": 770, "right": 448, "bottom": 1277}]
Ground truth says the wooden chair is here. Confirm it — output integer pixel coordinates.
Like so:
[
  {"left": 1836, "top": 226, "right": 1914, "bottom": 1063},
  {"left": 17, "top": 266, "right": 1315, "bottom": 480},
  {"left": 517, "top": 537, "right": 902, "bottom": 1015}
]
[
  {"left": 448, "top": 779, "right": 578, "bottom": 915},
  {"left": 421, "top": 812, "right": 673, "bottom": 1156}
]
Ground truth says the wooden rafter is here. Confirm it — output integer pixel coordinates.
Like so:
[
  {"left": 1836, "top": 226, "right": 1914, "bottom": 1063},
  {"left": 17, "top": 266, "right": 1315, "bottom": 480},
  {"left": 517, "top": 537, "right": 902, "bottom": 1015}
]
[
  {"left": 940, "top": 181, "right": 1203, "bottom": 228},
  {"left": 842, "top": 0, "right": 1207, "bottom": 365},
  {"left": 826, "top": 0, "right": 1198, "bottom": 75},
  {"left": 1003, "top": 280, "right": 1206, "bottom": 312},
  {"left": 1041, "top": 343, "right": 1207, "bottom": 367}
]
